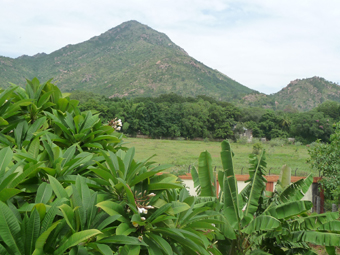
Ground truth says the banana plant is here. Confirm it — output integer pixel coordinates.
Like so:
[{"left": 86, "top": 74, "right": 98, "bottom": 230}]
[{"left": 192, "top": 140, "right": 340, "bottom": 255}]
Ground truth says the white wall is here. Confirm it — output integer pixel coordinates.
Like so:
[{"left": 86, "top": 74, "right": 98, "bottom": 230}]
[{"left": 181, "top": 178, "right": 313, "bottom": 202}]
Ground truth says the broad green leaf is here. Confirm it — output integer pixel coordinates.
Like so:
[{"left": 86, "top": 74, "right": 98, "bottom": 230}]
[
  {"left": 244, "top": 151, "right": 267, "bottom": 217},
  {"left": 59, "top": 204, "right": 76, "bottom": 232},
  {"left": 278, "top": 164, "right": 291, "bottom": 188},
  {"left": 0, "top": 117, "right": 8, "bottom": 126},
  {"left": 25, "top": 209, "right": 41, "bottom": 255},
  {"left": 147, "top": 233, "right": 172, "bottom": 255},
  {"left": 0, "top": 146, "right": 13, "bottom": 175},
  {"left": 8, "top": 162, "right": 43, "bottom": 188},
  {"left": 153, "top": 228, "right": 210, "bottom": 255},
  {"left": 94, "top": 243, "right": 113, "bottom": 255},
  {"left": 32, "top": 221, "right": 61, "bottom": 255},
  {"left": 220, "top": 140, "right": 235, "bottom": 177},
  {"left": 96, "top": 201, "right": 127, "bottom": 223},
  {"left": 0, "top": 173, "right": 19, "bottom": 191},
  {"left": 265, "top": 200, "right": 313, "bottom": 219},
  {"left": 0, "top": 86, "right": 17, "bottom": 107},
  {"left": 28, "top": 137, "right": 40, "bottom": 159},
  {"left": 291, "top": 230, "right": 340, "bottom": 246},
  {"left": 278, "top": 174, "right": 313, "bottom": 204},
  {"left": 117, "top": 178, "right": 136, "bottom": 207},
  {"left": 129, "top": 164, "right": 173, "bottom": 187},
  {"left": 116, "top": 223, "right": 135, "bottom": 236},
  {"left": 54, "top": 229, "right": 102, "bottom": 255},
  {"left": 48, "top": 175, "right": 69, "bottom": 199},
  {"left": 198, "top": 150, "right": 215, "bottom": 196},
  {"left": 35, "top": 182, "right": 53, "bottom": 204},
  {"left": 97, "top": 215, "right": 122, "bottom": 230},
  {"left": 299, "top": 212, "right": 339, "bottom": 230},
  {"left": 0, "top": 201, "right": 23, "bottom": 254},
  {"left": 148, "top": 204, "right": 172, "bottom": 223},
  {"left": 318, "top": 220, "right": 340, "bottom": 232},
  {"left": 57, "top": 98, "right": 69, "bottom": 112},
  {"left": 170, "top": 201, "right": 190, "bottom": 215},
  {"left": 33, "top": 203, "right": 46, "bottom": 221},
  {"left": 242, "top": 215, "right": 280, "bottom": 234},
  {"left": 0, "top": 188, "right": 21, "bottom": 202},
  {"left": 223, "top": 175, "right": 240, "bottom": 229},
  {"left": 97, "top": 235, "right": 147, "bottom": 246}
]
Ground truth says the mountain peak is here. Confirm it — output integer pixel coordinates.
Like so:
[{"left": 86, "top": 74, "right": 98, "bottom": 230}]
[{"left": 0, "top": 20, "right": 254, "bottom": 100}]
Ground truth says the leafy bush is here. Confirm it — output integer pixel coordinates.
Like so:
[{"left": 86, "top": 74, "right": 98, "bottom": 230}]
[
  {"left": 308, "top": 123, "right": 340, "bottom": 206},
  {"left": 252, "top": 142, "right": 263, "bottom": 155},
  {"left": 236, "top": 136, "right": 249, "bottom": 144},
  {"left": 269, "top": 138, "right": 286, "bottom": 147},
  {"left": 0, "top": 78, "right": 220, "bottom": 254}
]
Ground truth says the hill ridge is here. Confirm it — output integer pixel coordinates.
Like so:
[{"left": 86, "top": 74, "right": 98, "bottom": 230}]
[{"left": 0, "top": 20, "right": 254, "bottom": 101}]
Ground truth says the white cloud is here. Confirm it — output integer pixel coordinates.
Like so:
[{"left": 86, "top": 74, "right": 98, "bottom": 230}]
[{"left": 0, "top": 0, "right": 339, "bottom": 94}]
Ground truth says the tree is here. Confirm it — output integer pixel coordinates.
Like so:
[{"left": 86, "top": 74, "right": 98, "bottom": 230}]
[
  {"left": 308, "top": 122, "right": 340, "bottom": 206},
  {"left": 316, "top": 100, "right": 340, "bottom": 121},
  {"left": 290, "top": 111, "right": 334, "bottom": 143}
]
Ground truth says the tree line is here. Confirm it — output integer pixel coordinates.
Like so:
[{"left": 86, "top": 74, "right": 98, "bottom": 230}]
[{"left": 71, "top": 91, "right": 340, "bottom": 144}]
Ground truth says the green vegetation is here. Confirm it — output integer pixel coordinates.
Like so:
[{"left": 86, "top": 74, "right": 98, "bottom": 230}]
[
  {"left": 2, "top": 21, "right": 340, "bottom": 112},
  {"left": 0, "top": 21, "right": 253, "bottom": 101},
  {"left": 0, "top": 78, "right": 224, "bottom": 254},
  {"left": 124, "top": 137, "right": 311, "bottom": 176},
  {"left": 191, "top": 140, "right": 340, "bottom": 254},
  {"left": 71, "top": 91, "right": 340, "bottom": 144},
  {"left": 308, "top": 122, "right": 340, "bottom": 209},
  {"left": 241, "top": 77, "right": 340, "bottom": 111},
  {"left": 1, "top": 77, "right": 340, "bottom": 254}
]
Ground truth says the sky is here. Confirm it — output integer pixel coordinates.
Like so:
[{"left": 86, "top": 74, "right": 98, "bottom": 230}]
[{"left": 1, "top": 0, "right": 339, "bottom": 94}]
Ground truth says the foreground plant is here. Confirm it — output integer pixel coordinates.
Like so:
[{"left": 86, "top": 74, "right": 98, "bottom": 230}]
[
  {"left": 192, "top": 140, "right": 340, "bottom": 255},
  {"left": 0, "top": 78, "right": 220, "bottom": 254}
]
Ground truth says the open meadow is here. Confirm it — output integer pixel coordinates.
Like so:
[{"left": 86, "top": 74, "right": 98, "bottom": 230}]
[{"left": 124, "top": 137, "right": 314, "bottom": 176}]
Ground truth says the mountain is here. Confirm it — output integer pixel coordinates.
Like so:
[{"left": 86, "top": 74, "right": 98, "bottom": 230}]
[
  {"left": 241, "top": 77, "right": 340, "bottom": 111},
  {"left": 0, "top": 20, "right": 255, "bottom": 101}
]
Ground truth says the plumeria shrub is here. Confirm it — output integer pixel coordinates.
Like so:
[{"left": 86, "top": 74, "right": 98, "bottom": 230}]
[{"left": 0, "top": 78, "right": 220, "bottom": 254}]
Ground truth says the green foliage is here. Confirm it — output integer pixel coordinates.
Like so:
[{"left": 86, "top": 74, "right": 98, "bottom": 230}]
[
  {"left": 0, "top": 78, "right": 221, "bottom": 254},
  {"left": 3, "top": 77, "right": 339, "bottom": 254},
  {"left": 192, "top": 140, "right": 340, "bottom": 254},
  {"left": 0, "top": 21, "right": 254, "bottom": 102},
  {"left": 252, "top": 142, "right": 263, "bottom": 155},
  {"left": 241, "top": 77, "right": 340, "bottom": 112},
  {"left": 290, "top": 111, "right": 334, "bottom": 143},
  {"left": 308, "top": 122, "right": 340, "bottom": 205}
]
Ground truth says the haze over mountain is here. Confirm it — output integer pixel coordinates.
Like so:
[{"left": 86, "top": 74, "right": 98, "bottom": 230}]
[{"left": 0, "top": 20, "right": 254, "bottom": 101}]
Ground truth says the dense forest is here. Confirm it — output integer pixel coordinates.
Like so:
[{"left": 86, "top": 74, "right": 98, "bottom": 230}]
[{"left": 71, "top": 91, "right": 340, "bottom": 144}]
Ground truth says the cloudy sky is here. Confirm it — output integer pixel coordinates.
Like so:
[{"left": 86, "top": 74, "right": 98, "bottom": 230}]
[{"left": 1, "top": 0, "right": 339, "bottom": 94}]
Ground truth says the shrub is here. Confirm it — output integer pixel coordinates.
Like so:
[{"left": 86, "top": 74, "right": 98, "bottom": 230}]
[
  {"left": 269, "top": 138, "right": 286, "bottom": 147},
  {"left": 252, "top": 142, "right": 263, "bottom": 155},
  {"left": 0, "top": 78, "right": 220, "bottom": 254}
]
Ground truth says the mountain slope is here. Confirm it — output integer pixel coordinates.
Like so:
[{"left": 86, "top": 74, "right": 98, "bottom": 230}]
[
  {"left": 0, "top": 20, "right": 254, "bottom": 101},
  {"left": 274, "top": 77, "right": 340, "bottom": 111},
  {"left": 241, "top": 77, "right": 340, "bottom": 111}
]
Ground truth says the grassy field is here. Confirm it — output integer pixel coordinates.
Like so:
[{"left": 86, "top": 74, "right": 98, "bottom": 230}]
[{"left": 123, "top": 138, "right": 315, "bottom": 176}]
